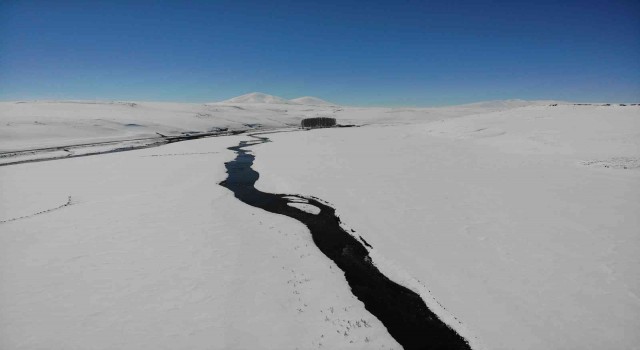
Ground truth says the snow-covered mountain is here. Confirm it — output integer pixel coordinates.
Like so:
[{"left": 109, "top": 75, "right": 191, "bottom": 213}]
[
  {"left": 217, "top": 92, "right": 336, "bottom": 106},
  {"left": 220, "top": 92, "right": 292, "bottom": 104},
  {"left": 290, "top": 96, "right": 336, "bottom": 106}
]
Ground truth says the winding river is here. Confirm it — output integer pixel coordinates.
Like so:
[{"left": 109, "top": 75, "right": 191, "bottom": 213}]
[{"left": 220, "top": 133, "right": 470, "bottom": 350}]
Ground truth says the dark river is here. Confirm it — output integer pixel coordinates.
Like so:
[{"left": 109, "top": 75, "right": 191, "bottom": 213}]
[{"left": 220, "top": 133, "right": 470, "bottom": 350}]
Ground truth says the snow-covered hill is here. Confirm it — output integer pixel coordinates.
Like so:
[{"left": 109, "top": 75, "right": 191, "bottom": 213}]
[
  {"left": 219, "top": 92, "right": 292, "bottom": 104},
  {"left": 1, "top": 98, "right": 556, "bottom": 158},
  {"left": 290, "top": 96, "right": 336, "bottom": 106},
  {"left": 216, "top": 92, "right": 336, "bottom": 106}
]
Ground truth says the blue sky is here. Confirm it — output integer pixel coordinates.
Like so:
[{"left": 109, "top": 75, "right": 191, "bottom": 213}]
[{"left": 1, "top": 0, "right": 638, "bottom": 106}]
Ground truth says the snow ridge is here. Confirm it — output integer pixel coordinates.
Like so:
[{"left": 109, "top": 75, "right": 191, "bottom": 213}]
[
  {"left": 218, "top": 92, "right": 336, "bottom": 106},
  {"left": 221, "top": 92, "right": 292, "bottom": 104},
  {"left": 290, "top": 96, "right": 335, "bottom": 106}
]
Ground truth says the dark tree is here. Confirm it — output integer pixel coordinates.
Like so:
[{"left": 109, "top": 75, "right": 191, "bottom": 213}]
[{"left": 301, "top": 117, "right": 336, "bottom": 128}]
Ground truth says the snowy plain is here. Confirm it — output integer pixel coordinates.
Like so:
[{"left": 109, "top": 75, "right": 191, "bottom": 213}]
[
  {"left": 0, "top": 135, "right": 400, "bottom": 349},
  {"left": 251, "top": 104, "right": 640, "bottom": 350},
  {"left": 1, "top": 95, "right": 639, "bottom": 349},
  {"left": 0, "top": 93, "right": 559, "bottom": 159}
]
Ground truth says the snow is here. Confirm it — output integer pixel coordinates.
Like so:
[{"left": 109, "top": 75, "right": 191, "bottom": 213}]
[
  {"left": 0, "top": 98, "right": 559, "bottom": 156},
  {"left": 219, "top": 92, "right": 293, "bottom": 105},
  {"left": 290, "top": 96, "right": 336, "bottom": 106},
  {"left": 1, "top": 98, "right": 554, "bottom": 165},
  {"left": 251, "top": 104, "right": 640, "bottom": 350},
  {"left": 0, "top": 100, "right": 293, "bottom": 153},
  {"left": 217, "top": 93, "right": 335, "bottom": 106},
  {"left": 455, "top": 99, "right": 567, "bottom": 110},
  {"left": 2, "top": 98, "right": 638, "bottom": 349},
  {"left": 287, "top": 202, "right": 322, "bottom": 215},
  {"left": 0, "top": 135, "right": 400, "bottom": 349}
]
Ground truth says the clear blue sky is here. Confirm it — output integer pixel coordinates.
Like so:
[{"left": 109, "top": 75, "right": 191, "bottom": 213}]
[{"left": 1, "top": 0, "right": 639, "bottom": 106}]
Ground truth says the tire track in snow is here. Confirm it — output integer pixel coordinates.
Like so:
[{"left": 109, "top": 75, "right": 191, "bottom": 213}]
[{"left": 0, "top": 196, "right": 73, "bottom": 224}]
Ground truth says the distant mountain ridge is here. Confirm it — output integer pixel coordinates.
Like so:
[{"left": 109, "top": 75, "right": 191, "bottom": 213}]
[
  {"left": 216, "top": 93, "right": 569, "bottom": 108},
  {"left": 456, "top": 99, "right": 569, "bottom": 109},
  {"left": 217, "top": 92, "right": 336, "bottom": 106}
]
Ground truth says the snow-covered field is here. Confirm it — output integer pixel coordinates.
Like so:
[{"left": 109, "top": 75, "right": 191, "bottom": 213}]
[
  {"left": 0, "top": 94, "right": 559, "bottom": 164},
  {"left": 0, "top": 135, "right": 400, "bottom": 349},
  {"left": 1, "top": 95, "right": 639, "bottom": 349},
  {"left": 252, "top": 104, "right": 640, "bottom": 349}
]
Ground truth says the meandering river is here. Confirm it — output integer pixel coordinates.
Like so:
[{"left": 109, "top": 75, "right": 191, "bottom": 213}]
[{"left": 220, "top": 133, "right": 470, "bottom": 350}]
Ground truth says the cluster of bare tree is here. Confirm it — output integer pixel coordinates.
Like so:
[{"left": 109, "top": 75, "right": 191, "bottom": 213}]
[{"left": 301, "top": 117, "right": 336, "bottom": 128}]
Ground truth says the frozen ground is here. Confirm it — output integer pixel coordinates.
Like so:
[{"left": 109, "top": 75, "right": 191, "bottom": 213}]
[
  {"left": 251, "top": 104, "right": 640, "bottom": 350},
  {"left": 0, "top": 95, "right": 560, "bottom": 164},
  {"left": 1, "top": 97, "right": 638, "bottom": 349},
  {"left": 0, "top": 135, "right": 400, "bottom": 349}
]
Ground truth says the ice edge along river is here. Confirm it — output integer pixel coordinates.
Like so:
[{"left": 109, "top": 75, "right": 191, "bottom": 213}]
[{"left": 220, "top": 132, "right": 471, "bottom": 350}]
